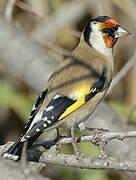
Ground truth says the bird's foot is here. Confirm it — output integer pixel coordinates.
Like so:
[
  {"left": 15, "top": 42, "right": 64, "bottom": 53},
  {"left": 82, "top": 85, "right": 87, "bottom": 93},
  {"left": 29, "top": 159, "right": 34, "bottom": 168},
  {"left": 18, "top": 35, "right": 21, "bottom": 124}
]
[
  {"left": 98, "top": 142, "right": 108, "bottom": 160},
  {"left": 89, "top": 128, "right": 108, "bottom": 145},
  {"left": 89, "top": 129, "right": 108, "bottom": 159},
  {"left": 54, "top": 128, "right": 67, "bottom": 152},
  {"left": 70, "top": 125, "right": 81, "bottom": 159},
  {"left": 87, "top": 128, "right": 108, "bottom": 159}
]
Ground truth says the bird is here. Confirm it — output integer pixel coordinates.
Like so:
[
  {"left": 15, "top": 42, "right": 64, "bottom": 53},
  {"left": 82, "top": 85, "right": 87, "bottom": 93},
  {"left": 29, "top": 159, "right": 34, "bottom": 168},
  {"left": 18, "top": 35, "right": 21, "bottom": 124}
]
[{"left": 3, "top": 16, "right": 131, "bottom": 161}]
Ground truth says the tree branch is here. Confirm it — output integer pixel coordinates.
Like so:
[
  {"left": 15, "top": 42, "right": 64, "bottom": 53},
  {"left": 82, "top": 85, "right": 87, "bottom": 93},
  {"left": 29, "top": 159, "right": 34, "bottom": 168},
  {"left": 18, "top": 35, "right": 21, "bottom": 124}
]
[
  {"left": 38, "top": 153, "right": 136, "bottom": 173},
  {"left": 0, "top": 16, "right": 58, "bottom": 92},
  {"left": 0, "top": 158, "right": 48, "bottom": 180},
  {"left": 5, "top": 0, "right": 17, "bottom": 22},
  {"left": 55, "top": 130, "right": 136, "bottom": 145},
  {"left": 108, "top": 51, "right": 136, "bottom": 94},
  {"left": 1, "top": 130, "right": 136, "bottom": 172},
  {"left": 16, "top": 0, "right": 81, "bottom": 38},
  {"left": 111, "top": 0, "right": 136, "bottom": 22},
  {"left": 31, "top": 0, "right": 89, "bottom": 42}
]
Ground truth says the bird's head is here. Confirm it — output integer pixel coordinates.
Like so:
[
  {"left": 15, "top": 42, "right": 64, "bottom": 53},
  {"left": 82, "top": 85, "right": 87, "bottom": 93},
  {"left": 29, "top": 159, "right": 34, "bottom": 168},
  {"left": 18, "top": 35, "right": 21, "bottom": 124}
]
[{"left": 83, "top": 16, "right": 131, "bottom": 56}]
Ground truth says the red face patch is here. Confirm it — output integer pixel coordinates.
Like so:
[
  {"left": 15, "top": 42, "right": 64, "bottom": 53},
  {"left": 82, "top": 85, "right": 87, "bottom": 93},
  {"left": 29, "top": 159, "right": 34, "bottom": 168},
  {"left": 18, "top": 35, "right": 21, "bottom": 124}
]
[
  {"left": 103, "top": 36, "right": 117, "bottom": 48},
  {"left": 100, "top": 18, "right": 119, "bottom": 48},
  {"left": 100, "top": 18, "right": 119, "bottom": 29}
]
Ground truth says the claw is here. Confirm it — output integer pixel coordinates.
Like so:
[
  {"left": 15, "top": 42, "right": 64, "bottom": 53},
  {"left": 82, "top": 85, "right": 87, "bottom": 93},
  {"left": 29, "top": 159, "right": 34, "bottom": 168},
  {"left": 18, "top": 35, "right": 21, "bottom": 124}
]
[{"left": 70, "top": 125, "right": 81, "bottom": 157}]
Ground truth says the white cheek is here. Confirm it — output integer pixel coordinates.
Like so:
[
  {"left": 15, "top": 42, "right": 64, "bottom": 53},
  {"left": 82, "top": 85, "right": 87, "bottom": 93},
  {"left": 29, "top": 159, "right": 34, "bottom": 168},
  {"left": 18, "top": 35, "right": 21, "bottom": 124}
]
[{"left": 89, "top": 23, "right": 112, "bottom": 56}]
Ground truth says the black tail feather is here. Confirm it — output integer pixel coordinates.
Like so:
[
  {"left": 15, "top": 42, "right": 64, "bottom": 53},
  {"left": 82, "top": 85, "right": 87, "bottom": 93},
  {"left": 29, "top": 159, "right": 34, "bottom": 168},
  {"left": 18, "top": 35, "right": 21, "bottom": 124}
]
[
  {"left": 2, "top": 140, "right": 24, "bottom": 161},
  {"left": 2, "top": 133, "right": 42, "bottom": 161}
]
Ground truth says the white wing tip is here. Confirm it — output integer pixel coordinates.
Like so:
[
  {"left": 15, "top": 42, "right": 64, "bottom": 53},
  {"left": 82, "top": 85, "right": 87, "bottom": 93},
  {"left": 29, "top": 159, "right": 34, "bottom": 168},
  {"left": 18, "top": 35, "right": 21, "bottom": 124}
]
[{"left": 3, "top": 153, "right": 19, "bottom": 161}]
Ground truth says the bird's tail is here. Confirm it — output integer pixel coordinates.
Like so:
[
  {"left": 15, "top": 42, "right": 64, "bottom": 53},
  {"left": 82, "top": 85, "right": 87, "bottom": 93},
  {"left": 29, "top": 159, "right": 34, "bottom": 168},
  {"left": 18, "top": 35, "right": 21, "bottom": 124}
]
[{"left": 2, "top": 140, "right": 24, "bottom": 161}]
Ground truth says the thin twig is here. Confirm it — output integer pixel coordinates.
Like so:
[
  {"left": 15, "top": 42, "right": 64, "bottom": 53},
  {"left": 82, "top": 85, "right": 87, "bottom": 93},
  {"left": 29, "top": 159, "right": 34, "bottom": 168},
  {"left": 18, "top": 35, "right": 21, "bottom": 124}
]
[
  {"left": 111, "top": 0, "right": 136, "bottom": 23},
  {"left": 0, "top": 16, "right": 58, "bottom": 92},
  {"left": 29, "top": 130, "right": 136, "bottom": 172},
  {"left": 16, "top": 0, "right": 38, "bottom": 17},
  {"left": 5, "top": 0, "right": 17, "bottom": 21},
  {"left": 41, "top": 41, "right": 71, "bottom": 57},
  {"left": 56, "top": 130, "right": 136, "bottom": 145},
  {"left": 2, "top": 130, "right": 136, "bottom": 173},
  {"left": 16, "top": 0, "right": 81, "bottom": 38},
  {"left": 127, "top": 105, "right": 136, "bottom": 122},
  {"left": 93, "top": 0, "right": 104, "bottom": 15},
  {"left": 108, "top": 52, "right": 136, "bottom": 94}
]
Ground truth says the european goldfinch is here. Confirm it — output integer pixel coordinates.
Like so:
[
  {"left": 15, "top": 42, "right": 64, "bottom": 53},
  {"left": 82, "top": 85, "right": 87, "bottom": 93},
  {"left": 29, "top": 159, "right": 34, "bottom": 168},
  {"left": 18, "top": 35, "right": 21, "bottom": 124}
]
[{"left": 3, "top": 16, "right": 131, "bottom": 161}]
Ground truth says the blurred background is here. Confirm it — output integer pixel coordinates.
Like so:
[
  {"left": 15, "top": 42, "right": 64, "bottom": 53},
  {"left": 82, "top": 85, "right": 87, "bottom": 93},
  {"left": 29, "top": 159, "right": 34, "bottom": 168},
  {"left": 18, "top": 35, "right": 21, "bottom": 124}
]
[{"left": 0, "top": 0, "right": 136, "bottom": 179}]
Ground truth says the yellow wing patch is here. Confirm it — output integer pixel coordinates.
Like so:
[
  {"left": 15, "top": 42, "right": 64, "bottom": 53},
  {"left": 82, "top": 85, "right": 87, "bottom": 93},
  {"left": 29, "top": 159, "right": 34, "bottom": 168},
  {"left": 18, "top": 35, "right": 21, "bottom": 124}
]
[
  {"left": 58, "top": 85, "right": 95, "bottom": 120},
  {"left": 58, "top": 97, "right": 85, "bottom": 120}
]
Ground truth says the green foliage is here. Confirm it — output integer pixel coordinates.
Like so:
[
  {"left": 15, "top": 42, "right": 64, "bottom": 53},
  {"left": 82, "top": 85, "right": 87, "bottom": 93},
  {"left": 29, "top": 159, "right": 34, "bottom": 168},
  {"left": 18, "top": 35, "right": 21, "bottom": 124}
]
[
  {"left": 0, "top": 80, "right": 34, "bottom": 123},
  {"left": 80, "top": 170, "right": 108, "bottom": 180},
  {"left": 55, "top": 166, "right": 108, "bottom": 180},
  {"left": 110, "top": 101, "right": 136, "bottom": 125},
  {"left": 48, "top": 0, "right": 66, "bottom": 13}
]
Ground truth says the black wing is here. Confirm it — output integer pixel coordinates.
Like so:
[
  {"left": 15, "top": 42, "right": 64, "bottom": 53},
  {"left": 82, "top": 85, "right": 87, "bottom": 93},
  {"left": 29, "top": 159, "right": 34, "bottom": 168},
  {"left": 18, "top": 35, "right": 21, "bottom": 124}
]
[
  {"left": 85, "top": 65, "right": 111, "bottom": 102},
  {"left": 21, "top": 89, "right": 48, "bottom": 137},
  {"left": 21, "top": 94, "right": 75, "bottom": 140}
]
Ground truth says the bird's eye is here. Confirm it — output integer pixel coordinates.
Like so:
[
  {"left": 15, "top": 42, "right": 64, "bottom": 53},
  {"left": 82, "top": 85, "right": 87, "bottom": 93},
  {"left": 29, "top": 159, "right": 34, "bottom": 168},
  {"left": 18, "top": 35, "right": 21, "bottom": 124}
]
[
  {"left": 102, "top": 28, "right": 109, "bottom": 35},
  {"left": 92, "top": 21, "right": 97, "bottom": 25}
]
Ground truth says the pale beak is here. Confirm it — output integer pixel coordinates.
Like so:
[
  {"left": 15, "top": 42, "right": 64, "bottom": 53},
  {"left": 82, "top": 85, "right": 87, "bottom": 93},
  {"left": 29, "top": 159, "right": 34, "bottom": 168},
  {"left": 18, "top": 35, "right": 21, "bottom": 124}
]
[{"left": 115, "top": 26, "right": 132, "bottom": 38}]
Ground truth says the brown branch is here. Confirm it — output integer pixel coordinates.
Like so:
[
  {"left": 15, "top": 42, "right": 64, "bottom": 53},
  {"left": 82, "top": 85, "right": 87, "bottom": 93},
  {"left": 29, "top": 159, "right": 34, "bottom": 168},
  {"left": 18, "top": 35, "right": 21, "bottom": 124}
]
[
  {"left": 16, "top": 0, "right": 81, "bottom": 38},
  {"left": 0, "top": 142, "right": 48, "bottom": 180},
  {"left": 57, "top": 130, "right": 136, "bottom": 145},
  {"left": 108, "top": 51, "right": 136, "bottom": 94},
  {"left": 0, "top": 16, "right": 58, "bottom": 92},
  {"left": 5, "top": 0, "right": 17, "bottom": 21},
  {"left": 0, "top": 158, "right": 47, "bottom": 180},
  {"left": 16, "top": 0, "right": 37, "bottom": 17},
  {"left": 1, "top": 130, "right": 136, "bottom": 173},
  {"left": 39, "top": 153, "right": 136, "bottom": 173},
  {"left": 42, "top": 41, "right": 71, "bottom": 57},
  {"left": 30, "top": 0, "right": 89, "bottom": 42},
  {"left": 111, "top": 0, "right": 136, "bottom": 22}
]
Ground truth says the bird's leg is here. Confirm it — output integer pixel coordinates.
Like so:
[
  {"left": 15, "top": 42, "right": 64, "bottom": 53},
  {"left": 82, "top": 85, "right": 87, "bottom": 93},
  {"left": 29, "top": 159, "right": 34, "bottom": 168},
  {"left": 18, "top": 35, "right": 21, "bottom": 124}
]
[
  {"left": 98, "top": 141, "right": 108, "bottom": 159},
  {"left": 32, "top": 128, "right": 64, "bottom": 149},
  {"left": 54, "top": 128, "right": 67, "bottom": 151},
  {"left": 70, "top": 125, "right": 80, "bottom": 156},
  {"left": 90, "top": 129, "right": 108, "bottom": 159}
]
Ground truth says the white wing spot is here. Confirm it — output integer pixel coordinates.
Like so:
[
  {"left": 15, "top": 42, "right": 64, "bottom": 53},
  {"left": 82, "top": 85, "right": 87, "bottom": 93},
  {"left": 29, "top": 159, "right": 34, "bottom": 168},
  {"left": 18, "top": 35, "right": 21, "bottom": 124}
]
[
  {"left": 20, "top": 137, "right": 26, "bottom": 142},
  {"left": 43, "top": 123, "right": 47, "bottom": 127},
  {"left": 43, "top": 116, "right": 48, "bottom": 121},
  {"left": 26, "top": 135, "right": 30, "bottom": 138},
  {"left": 36, "top": 128, "right": 40, "bottom": 132},
  {"left": 53, "top": 94, "right": 60, "bottom": 99},
  {"left": 51, "top": 116, "right": 54, "bottom": 119},
  {"left": 32, "top": 106, "right": 36, "bottom": 111},
  {"left": 47, "top": 120, "right": 51, "bottom": 124},
  {"left": 46, "top": 106, "right": 54, "bottom": 111},
  {"left": 27, "top": 112, "right": 43, "bottom": 132},
  {"left": 29, "top": 115, "right": 33, "bottom": 119}
]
